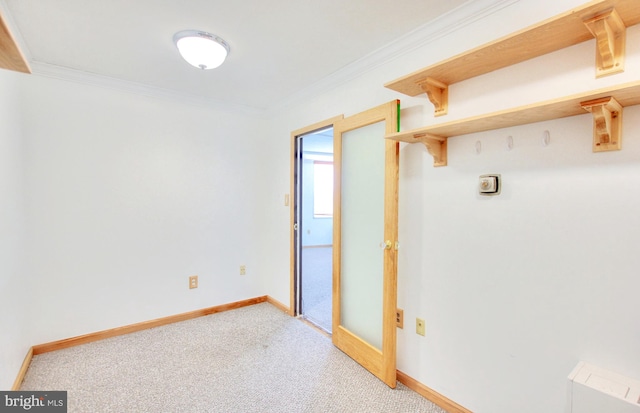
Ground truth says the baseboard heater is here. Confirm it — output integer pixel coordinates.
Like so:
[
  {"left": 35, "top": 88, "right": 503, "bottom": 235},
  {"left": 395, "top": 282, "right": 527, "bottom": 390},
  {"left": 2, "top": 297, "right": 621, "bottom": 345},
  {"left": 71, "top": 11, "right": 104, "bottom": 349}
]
[{"left": 567, "top": 361, "right": 640, "bottom": 413}]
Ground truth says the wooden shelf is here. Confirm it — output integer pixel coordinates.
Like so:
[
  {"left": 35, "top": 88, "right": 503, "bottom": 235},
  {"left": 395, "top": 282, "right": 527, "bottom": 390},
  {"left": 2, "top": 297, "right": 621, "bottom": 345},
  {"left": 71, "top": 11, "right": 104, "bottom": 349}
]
[
  {"left": 0, "top": 9, "right": 30, "bottom": 73},
  {"left": 385, "top": 0, "right": 640, "bottom": 116},
  {"left": 386, "top": 81, "right": 640, "bottom": 166}
]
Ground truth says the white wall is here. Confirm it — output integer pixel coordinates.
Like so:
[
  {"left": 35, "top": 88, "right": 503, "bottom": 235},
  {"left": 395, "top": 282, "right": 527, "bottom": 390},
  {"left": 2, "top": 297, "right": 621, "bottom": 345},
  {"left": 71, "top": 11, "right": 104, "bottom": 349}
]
[
  {"left": 259, "top": 0, "right": 640, "bottom": 412},
  {"left": 0, "top": 69, "right": 30, "bottom": 389},
  {"left": 18, "top": 76, "right": 266, "bottom": 344},
  {"left": 0, "top": 72, "right": 269, "bottom": 387},
  {"left": 2, "top": 1, "right": 639, "bottom": 409}
]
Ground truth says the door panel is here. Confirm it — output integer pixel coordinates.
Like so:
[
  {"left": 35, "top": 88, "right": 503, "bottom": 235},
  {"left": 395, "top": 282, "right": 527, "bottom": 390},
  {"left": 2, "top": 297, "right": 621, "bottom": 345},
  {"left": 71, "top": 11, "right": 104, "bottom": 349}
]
[
  {"left": 332, "top": 100, "right": 399, "bottom": 388},
  {"left": 340, "top": 121, "right": 386, "bottom": 350}
]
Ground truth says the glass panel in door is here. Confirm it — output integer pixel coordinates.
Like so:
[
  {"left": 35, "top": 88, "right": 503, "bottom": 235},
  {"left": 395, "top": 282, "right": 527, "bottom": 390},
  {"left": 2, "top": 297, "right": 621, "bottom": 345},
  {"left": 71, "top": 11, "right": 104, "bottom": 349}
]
[
  {"left": 340, "top": 120, "right": 385, "bottom": 350},
  {"left": 332, "top": 100, "right": 399, "bottom": 388}
]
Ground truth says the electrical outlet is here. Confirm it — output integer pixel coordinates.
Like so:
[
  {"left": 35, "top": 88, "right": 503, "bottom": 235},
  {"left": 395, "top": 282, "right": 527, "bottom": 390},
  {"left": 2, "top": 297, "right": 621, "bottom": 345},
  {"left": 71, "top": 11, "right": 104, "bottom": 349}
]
[
  {"left": 189, "top": 275, "right": 198, "bottom": 289},
  {"left": 396, "top": 309, "right": 404, "bottom": 329},
  {"left": 416, "top": 318, "right": 425, "bottom": 336},
  {"left": 240, "top": 265, "right": 246, "bottom": 275}
]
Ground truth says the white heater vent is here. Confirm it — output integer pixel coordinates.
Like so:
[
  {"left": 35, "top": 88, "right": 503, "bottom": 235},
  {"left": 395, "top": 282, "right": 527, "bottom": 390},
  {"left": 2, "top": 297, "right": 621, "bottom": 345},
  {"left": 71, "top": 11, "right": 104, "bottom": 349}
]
[{"left": 568, "top": 362, "right": 640, "bottom": 413}]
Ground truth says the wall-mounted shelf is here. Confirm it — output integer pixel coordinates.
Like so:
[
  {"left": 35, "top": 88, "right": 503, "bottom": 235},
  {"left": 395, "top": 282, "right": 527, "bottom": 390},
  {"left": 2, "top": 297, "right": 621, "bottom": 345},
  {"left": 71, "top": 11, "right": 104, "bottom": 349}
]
[
  {"left": 385, "top": 0, "right": 640, "bottom": 116},
  {"left": 386, "top": 81, "right": 640, "bottom": 166},
  {"left": 0, "top": 9, "right": 30, "bottom": 73}
]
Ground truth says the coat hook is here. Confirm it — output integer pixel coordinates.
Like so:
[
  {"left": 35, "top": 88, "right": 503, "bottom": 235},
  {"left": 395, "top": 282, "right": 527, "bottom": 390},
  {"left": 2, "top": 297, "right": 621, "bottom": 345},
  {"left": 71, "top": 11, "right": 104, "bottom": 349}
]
[
  {"left": 542, "top": 130, "right": 551, "bottom": 147},
  {"left": 475, "top": 140, "right": 482, "bottom": 154},
  {"left": 506, "top": 135, "right": 513, "bottom": 151}
]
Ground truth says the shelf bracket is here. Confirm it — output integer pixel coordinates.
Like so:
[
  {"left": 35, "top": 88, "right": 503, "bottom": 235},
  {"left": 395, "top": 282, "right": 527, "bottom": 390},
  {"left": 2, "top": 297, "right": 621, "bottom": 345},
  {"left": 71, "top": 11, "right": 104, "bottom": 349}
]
[
  {"left": 417, "top": 77, "right": 448, "bottom": 117},
  {"left": 583, "top": 8, "right": 626, "bottom": 78},
  {"left": 416, "top": 133, "right": 448, "bottom": 167},
  {"left": 581, "top": 96, "right": 622, "bottom": 152}
]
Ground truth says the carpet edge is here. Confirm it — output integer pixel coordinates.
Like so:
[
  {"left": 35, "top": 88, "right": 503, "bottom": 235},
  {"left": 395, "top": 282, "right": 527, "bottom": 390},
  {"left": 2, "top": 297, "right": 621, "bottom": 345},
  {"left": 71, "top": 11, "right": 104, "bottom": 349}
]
[
  {"left": 11, "top": 346, "right": 33, "bottom": 390},
  {"left": 396, "top": 370, "right": 473, "bottom": 413},
  {"left": 266, "top": 295, "right": 290, "bottom": 314},
  {"left": 31, "top": 296, "right": 269, "bottom": 356}
]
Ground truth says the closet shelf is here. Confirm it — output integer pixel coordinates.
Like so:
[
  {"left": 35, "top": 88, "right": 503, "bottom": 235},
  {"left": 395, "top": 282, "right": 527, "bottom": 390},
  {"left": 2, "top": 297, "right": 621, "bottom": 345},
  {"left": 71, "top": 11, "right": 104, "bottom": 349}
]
[
  {"left": 385, "top": 0, "right": 640, "bottom": 116},
  {"left": 0, "top": 10, "right": 30, "bottom": 73},
  {"left": 386, "top": 81, "right": 640, "bottom": 166}
]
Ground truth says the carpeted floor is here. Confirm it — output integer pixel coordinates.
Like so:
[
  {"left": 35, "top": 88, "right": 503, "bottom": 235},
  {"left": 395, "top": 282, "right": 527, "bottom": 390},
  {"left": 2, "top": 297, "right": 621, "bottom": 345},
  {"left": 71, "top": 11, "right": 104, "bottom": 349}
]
[
  {"left": 21, "top": 303, "right": 445, "bottom": 413},
  {"left": 300, "top": 246, "right": 332, "bottom": 332}
]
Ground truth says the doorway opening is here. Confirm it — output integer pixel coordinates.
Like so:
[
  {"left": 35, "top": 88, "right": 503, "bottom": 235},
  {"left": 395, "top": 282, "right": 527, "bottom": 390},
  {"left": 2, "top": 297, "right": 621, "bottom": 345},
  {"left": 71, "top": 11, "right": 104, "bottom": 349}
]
[{"left": 293, "top": 126, "right": 334, "bottom": 333}]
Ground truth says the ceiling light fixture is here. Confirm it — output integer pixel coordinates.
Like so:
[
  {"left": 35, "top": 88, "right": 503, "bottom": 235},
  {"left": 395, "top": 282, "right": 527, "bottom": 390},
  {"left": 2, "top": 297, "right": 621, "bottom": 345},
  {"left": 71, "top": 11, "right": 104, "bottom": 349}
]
[{"left": 173, "top": 30, "right": 230, "bottom": 70}]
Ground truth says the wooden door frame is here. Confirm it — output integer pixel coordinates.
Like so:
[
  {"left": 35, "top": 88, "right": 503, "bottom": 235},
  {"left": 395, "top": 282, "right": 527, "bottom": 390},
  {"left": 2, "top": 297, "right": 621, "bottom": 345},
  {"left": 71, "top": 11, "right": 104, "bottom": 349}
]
[
  {"left": 289, "top": 115, "right": 344, "bottom": 317},
  {"left": 332, "top": 100, "right": 400, "bottom": 388}
]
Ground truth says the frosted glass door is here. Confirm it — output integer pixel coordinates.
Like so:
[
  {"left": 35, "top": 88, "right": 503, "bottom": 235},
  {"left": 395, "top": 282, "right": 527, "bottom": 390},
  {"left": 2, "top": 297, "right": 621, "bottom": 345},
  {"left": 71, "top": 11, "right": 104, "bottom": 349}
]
[
  {"left": 340, "top": 121, "right": 385, "bottom": 350},
  {"left": 332, "top": 100, "right": 399, "bottom": 388}
]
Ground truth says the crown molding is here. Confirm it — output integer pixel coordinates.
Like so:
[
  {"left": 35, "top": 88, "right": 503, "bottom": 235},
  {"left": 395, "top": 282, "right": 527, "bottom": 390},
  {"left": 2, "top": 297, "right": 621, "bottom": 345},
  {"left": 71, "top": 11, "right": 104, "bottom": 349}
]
[
  {"left": 2, "top": 0, "right": 519, "bottom": 116},
  {"left": 29, "top": 61, "right": 265, "bottom": 116},
  {"left": 267, "top": 0, "right": 520, "bottom": 114},
  {"left": 0, "top": 1, "right": 263, "bottom": 115}
]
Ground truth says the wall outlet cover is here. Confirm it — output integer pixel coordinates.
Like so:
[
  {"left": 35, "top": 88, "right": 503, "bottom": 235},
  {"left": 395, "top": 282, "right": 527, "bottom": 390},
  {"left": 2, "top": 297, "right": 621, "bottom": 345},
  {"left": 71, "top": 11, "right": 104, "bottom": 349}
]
[{"left": 396, "top": 309, "right": 404, "bottom": 329}]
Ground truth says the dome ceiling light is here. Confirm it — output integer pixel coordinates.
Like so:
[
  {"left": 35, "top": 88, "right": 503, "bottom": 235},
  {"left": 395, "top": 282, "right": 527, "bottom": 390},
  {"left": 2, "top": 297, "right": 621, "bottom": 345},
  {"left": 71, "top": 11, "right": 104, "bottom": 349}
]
[{"left": 173, "top": 30, "right": 230, "bottom": 70}]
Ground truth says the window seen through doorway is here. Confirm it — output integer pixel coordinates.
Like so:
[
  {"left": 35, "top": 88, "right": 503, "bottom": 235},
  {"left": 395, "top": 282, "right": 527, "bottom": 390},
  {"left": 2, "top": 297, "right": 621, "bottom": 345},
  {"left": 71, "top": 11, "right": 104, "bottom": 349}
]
[{"left": 313, "top": 161, "right": 333, "bottom": 218}]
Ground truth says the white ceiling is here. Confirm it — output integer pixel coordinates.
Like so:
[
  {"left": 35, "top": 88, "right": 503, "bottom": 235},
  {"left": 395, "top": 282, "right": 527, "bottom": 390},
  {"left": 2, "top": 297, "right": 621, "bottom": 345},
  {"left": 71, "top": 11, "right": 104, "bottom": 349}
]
[{"left": 1, "top": 0, "right": 468, "bottom": 111}]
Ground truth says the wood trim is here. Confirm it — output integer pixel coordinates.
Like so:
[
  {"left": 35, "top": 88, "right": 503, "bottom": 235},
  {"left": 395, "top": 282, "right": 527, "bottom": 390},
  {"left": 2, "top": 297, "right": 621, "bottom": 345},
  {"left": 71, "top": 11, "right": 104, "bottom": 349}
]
[
  {"left": 266, "top": 295, "right": 289, "bottom": 314},
  {"left": 290, "top": 115, "right": 344, "bottom": 317},
  {"left": 295, "top": 315, "right": 331, "bottom": 340},
  {"left": 583, "top": 8, "right": 627, "bottom": 77},
  {"left": 0, "top": 8, "right": 30, "bottom": 73},
  {"left": 12, "top": 296, "right": 465, "bottom": 413},
  {"left": 397, "top": 370, "right": 473, "bottom": 413},
  {"left": 419, "top": 77, "right": 449, "bottom": 117},
  {"left": 581, "top": 95, "right": 623, "bottom": 151},
  {"left": 11, "top": 347, "right": 33, "bottom": 390},
  {"left": 333, "top": 325, "right": 384, "bottom": 373},
  {"left": 332, "top": 100, "right": 400, "bottom": 388},
  {"left": 387, "top": 80, "right": 640, "bottom": 141},
  {"left": 297, "top": 317, "right": 331, "bottom": 338},
  {"left": 382, "top": 101, "right": 400, "bottom": 387},
  {"left": 385, "top": 0, "right": 640, "bottom": 97},
  {"left": 386, "top": 80, "right": 640, "bottom": 166},
  {"left": 32, "top": 296, "right": 268, "bottom": 355},
  {"left": 291, "top": 116, "right": 346, "bottom": 138},
  {"left": 332, "top": 119, "right": 344, "bottom": 338}
]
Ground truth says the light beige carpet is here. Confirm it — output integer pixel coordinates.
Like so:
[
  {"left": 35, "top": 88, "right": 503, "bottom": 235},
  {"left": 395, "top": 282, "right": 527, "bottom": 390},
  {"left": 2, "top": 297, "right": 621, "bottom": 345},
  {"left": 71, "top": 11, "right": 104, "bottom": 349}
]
[
  {"left": 300, "top": 246, "right": 332, "bottom": 332},
  {"left": 21, "top": 302, "right": 446, "bottom": 413}
]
